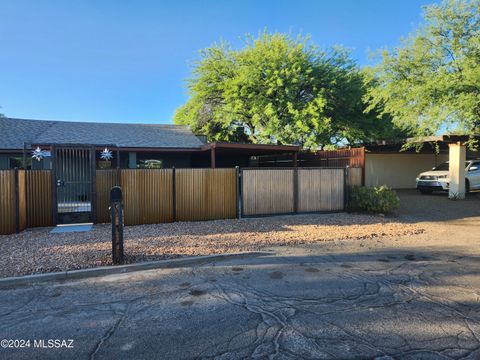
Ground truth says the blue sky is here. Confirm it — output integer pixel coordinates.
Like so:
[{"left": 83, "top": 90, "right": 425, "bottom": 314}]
[{"left": 0, "top": 0, "right": 434, "bottom": 124}]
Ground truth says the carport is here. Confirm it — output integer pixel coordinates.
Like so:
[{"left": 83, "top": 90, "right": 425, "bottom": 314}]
[
  {"left": 362, "top": 135, "right": 479, "bottom": 196},
  {"left": 415, "top": 135, "right": 479, "bottom": 199}
]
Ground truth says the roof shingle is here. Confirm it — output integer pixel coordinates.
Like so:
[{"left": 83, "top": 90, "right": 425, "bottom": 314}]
[{"left": 0, "top": 117, "right": 203, "bottom": 149}]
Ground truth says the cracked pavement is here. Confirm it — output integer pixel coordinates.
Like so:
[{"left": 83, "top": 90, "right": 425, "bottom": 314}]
[{"left": 0, "top": 190, "right": 479, "bottom": 360}]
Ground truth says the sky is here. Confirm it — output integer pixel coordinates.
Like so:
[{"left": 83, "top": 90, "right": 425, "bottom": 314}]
[{"left": 0, "top": 0, "right": 435, "bottom": 124}]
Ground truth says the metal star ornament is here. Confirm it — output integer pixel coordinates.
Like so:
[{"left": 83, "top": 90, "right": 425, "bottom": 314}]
[
  {"left": 31, "top": 147, "right": 46, "bottom": 162},
  {"left": 100, "top": 147, "right": 113, "bottom": 161}
]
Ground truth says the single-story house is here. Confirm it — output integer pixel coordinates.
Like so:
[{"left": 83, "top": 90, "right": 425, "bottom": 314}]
[{"left": 0, "top": 117, "right": 300, "bottom": 170}]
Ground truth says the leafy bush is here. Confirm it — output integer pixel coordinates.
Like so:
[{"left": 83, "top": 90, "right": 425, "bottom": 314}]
[{"left": 348, "top": 186, "right": 400, "bottom": 215}]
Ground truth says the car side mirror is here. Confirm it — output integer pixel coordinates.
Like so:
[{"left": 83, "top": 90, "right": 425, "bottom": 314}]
[{"left": 469, "top": 166, "right": 478, "bottom": 171}]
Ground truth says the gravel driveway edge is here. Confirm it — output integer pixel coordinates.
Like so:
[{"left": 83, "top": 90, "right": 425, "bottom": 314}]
[{"left": 0, "top": 251, "right": 269, "bottom": 289}]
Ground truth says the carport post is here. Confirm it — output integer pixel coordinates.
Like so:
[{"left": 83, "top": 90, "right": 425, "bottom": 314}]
[{"left": 448, "top": 142, "right": 466, "bottom": 199}]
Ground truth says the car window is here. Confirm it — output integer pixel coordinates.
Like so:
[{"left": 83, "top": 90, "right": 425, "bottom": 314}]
[
  {"left": 434, "top": 162, "right": 470, "bottom": 171},
  {"left": 469, "top": 162, "right": 480, "bottom": 171},
  {"left": 434, "top": 162, "right": 449, "bottom": 171}
]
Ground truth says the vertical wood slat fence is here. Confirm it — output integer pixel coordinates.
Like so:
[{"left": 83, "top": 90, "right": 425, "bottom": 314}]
[
  {"left": 17, "top": 170, "right": 27, "bottom": 232},
  {"left": 347, "top": 167, "right": 363, "bottom": 188},
  {"left": 176, "top": 168, "right": 237, "bottom": 221},
  {"left": 121, "top": 169, "right": 173, "bottom": 226},
  {"left": 297, "top": 168, "right": 344, "bottom": 212},
  {"left": 96, "top": 170, "right": 119, "bottom": 224},
  {"left": 2, "top": 166, "right": 352, "bottom": 235},
  {"left": 26, "top": 170, "right": 53, "bottom": 228},
  {"left": 241, "top": 168, "right": 346, "bottom": 217},
  {"left": 95, "top": 169, "right": 237, "bottom": 225},
  {"left": 1, "top": 170, "right": 54, "bottom": 235},
  {"left": 257, "top": 148, "right": 365, "bottom": 172},
  {"left": 242, "top": 169, "right": 295, "bottom": 216},
  {"left": 0, "top": 170, "right": 16, "bottom": 235}
]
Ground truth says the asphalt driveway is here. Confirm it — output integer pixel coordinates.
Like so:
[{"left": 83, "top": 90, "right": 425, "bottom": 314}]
[{"left": 0, "top": 190, "right": 479, "bottom": 359}]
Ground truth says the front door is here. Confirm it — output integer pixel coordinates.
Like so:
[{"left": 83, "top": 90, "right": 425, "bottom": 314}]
[{"left": 54, "top": 146, "right": 95, "bottom": 224}]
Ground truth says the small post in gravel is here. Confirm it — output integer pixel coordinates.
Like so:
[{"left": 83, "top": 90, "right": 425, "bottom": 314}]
[{"left": 110, "top": 186, "right": 124, "bottom": 265}]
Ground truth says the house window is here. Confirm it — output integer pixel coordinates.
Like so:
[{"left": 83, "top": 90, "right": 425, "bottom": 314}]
[
  {"left": 9, "top": 156, "right": 33, "bottom": 169},
  {"left": 9, "top": 157, "right": 23, "bottom": 169},
  {"left": 137, "top": 159, "right": 163, "bottom": 169}
]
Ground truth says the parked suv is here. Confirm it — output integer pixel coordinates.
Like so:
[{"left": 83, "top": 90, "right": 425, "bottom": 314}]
[{"left": 416, "top": 160, "right": 480, "bottom": 194}]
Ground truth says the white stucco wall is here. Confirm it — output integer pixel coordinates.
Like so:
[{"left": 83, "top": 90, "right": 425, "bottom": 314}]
[{"left": 365, "top": 153, "right": 449, "bottom": 189}]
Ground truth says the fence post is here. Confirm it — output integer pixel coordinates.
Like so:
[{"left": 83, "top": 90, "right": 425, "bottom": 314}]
[
  {"left": 361, "top": 147, "right": 366, "bottom": 186},
  {"left": 344, "top": 166, "right": 349, "bottom": 211},
  {"left": 172, "top": 167, "right": 176, "bottom": 222},
  {"left": 293, "top": 167, "right": 299, "bottom": 213},
  {"left": 235, "top": 166, "right": 241, "bottom": 219},
  {"left": 91, "top": 145, "right": 97, "bottom": 224},
  {"left": 51, "top": 145, "right": 58, "bottom": 226},
  {"left": 116, "top": 166, "right": 121, "bottom": 187},
  {"left": 14, "top": 168, "right": 20, "bottom": 233}
]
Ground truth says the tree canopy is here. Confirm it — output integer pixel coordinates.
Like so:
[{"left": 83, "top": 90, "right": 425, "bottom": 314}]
[
  {"left": 174, "top": 33, "right": 400, "bottom": 149},
  {"left": 365, "top": 0, "right": 480, "bottom": 143}
]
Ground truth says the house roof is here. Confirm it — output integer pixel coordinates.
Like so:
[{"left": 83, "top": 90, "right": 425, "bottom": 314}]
[{"left": 0, "top": 117, "right": 204, "bottom": 149}]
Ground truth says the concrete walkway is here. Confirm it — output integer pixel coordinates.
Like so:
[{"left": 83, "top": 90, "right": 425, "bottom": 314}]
[{"left": 0, "top": 190, "right": 479, "bottom": 359}]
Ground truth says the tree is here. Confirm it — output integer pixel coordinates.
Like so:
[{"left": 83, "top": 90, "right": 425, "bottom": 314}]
[
  {"left": 175, "top": 32, "right": 399, "bottom": 149},
  {"left": 365, "top": 0, "right": 480, "bottom": 145}
]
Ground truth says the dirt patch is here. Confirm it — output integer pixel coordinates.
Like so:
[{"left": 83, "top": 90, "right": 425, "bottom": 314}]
[{"left": 0, "top": 212, "right": 425, "bottom": 278}]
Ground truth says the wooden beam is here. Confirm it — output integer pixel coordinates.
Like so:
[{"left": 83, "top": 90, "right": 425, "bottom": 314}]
[
  {"left": 211, "top": 147, "right": 216, "bottom": 168},
  {"left": 201, "top": 142, "right": 301, "bottom": 152}
]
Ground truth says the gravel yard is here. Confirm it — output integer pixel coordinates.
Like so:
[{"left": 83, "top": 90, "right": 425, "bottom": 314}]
[{"left": 0, "top": 212, "right": 424, "bottom": 278}]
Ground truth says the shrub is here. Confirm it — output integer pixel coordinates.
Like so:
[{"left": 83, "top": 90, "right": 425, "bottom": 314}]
[{"left": 348, "top": 185, "right": 400, "bottom": 215}]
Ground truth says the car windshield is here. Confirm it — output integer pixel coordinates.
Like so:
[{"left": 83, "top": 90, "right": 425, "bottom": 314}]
[{"left": 433, "top": 162, "right": 470, "bottom": 171}]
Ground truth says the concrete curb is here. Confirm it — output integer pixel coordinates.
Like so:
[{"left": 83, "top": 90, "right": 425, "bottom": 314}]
[{"left": 0, "top": 252, "right": 269, "bottom": 289}]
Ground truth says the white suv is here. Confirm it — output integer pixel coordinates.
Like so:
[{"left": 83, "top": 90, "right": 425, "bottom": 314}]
[{"left": 416, "top": 160, "right": 480, "bottom": 194}]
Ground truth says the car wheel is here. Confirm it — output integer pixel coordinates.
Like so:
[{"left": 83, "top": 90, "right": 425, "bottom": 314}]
[
  {"left": 419, "top": 189, "right": 433, "bottom": 195},
  {"left": 466, "top": 180, "right": 470, "bottom": 194}
]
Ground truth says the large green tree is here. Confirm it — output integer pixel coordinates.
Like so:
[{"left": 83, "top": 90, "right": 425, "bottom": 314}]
[
  {"left": 175, "top": 32, "right": 399, "bottom": 149},
  {"left": 365, "top": 0, "right": 480, "bottom": 143}
]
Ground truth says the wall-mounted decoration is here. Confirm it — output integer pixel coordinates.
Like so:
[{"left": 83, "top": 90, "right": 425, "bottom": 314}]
[
  {"left": 31, "top": 147, "right": 46, "bottom": 162},
  {"left": 100, "top": 147, "right": 113, "bottom": 161}
]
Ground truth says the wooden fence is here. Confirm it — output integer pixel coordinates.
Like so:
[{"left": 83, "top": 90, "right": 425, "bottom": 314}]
[
  {"left": 96, "top": 170, "right": 119, "bottom": 223},
  {"left": 0, "top": 170, "right": 17, "bottom": 235},
  {"left": 176, "top": 168, "right": 237, "bottom": 221},
  {"left": 241, "top": 168, "right": 346, "bottom": 216},
  {"left": 18, "top": 170, "right": 27, "bottom": 232},
  {"left": 347, "top": 167, "right": 363, "bottom": 188},
  {"left": 298, "top": 168, "right": 344, "bottom": 212},
  {"left": 95, "top": 168, "right": 237, "bottom": 225},
  {"left": 242, "top": 169, "right": 295, "bottom": 216},
  {"left": 26, "top": 170, "right": 53, "bottom": 228},
  {"left": 0, "top": 170, "right": 53, "bottom": 235},
  {"left": 1, "top": 166, "right": 352, "bottom": 235},
  {"left": 121, "top": 169, "right": 173, "bottom": 226},
  {"left": 258, "top": 147, "right": 366, "bottom": 170}
]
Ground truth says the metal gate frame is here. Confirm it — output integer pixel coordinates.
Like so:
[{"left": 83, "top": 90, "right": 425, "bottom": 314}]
[{"left": 50, "top": 144, "right": 97, "bottom": 225}]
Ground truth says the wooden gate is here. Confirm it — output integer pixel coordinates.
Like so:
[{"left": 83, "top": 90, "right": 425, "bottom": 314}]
[{"left": 241, "top": 168, "right": 346, "bottom": 217}]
